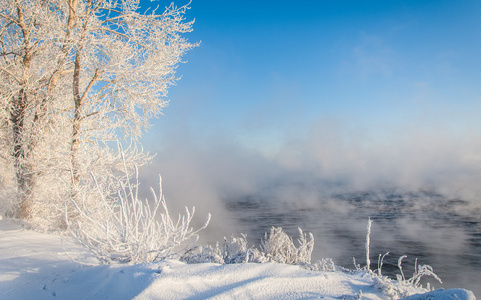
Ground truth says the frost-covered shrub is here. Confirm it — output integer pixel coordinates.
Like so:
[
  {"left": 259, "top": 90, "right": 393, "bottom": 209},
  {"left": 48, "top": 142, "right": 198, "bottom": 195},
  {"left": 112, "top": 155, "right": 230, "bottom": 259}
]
[
  {"left": 370, "top": 258, "right": 443, "bottom": 299},
  {"left": 183, "top": 227, "right": 316, "bottom": 267},
  {"left": 183, "top": 234, "right": 263, "bottom": 264},
  {"left": 355, "top": 219, "right": 443, "bottom": 298},
  {"left": 68, "top": 169, "right": 210, "bottom": 264},
  {"left": 260, "top": 227, "right": 314, "bottom": 265}
]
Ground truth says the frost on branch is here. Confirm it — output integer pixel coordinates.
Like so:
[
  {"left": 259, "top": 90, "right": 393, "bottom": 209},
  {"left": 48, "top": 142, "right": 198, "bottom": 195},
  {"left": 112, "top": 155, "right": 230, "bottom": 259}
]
[{"left": 68, "top": 168, "right": 210, "bottom": 264}]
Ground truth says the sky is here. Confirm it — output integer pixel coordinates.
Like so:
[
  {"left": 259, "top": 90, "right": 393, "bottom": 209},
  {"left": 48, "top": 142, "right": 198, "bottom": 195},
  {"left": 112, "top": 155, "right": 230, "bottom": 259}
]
[
  {"left": 144, "top": 0, "right": 481, "bottom": 153},
  {"left": 137, "top": 0, "right": 481, "bottom": 232}
]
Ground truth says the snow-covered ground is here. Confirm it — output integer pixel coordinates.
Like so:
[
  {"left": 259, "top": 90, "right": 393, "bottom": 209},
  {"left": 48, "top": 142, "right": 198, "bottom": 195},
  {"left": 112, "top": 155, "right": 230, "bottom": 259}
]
[{"left": 0, "top": 218, "right": 476, "bottom": 300}]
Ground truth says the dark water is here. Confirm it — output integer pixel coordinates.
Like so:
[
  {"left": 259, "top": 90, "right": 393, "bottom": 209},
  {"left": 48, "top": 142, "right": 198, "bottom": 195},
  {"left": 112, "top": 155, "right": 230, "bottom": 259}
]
[{"left": 224, "top": 189, "right": 481, "bottom": 297}]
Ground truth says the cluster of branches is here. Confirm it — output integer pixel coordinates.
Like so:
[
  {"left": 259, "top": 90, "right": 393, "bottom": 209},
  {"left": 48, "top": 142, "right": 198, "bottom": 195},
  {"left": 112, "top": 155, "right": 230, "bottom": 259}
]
[
  {"left": 70, "top": 166, "right": 210, "bottom": 264},
  {"left": 0, "top": 0, "right": 196, "bottom": 228}
]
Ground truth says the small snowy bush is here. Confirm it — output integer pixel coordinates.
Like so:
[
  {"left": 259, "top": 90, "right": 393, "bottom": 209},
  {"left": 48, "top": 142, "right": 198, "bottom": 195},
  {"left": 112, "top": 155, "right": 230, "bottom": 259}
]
[
  {"left": 68, "top": 168, "right": 210, "bottom": 264},
  {"left": 354, "top": 219, "right": 443, "bottom": 298},
  {"left": 183, "top": 234, "right": 262, "bottom": 264},
  {"left": 370, "top": 258, "right": 443, "bottom": 299},
  {"left": 260, "top": 227, "right": 314, "bottom": 265},
  {"left": 184, "top": 227, "right": 316, "bottom": 267}
]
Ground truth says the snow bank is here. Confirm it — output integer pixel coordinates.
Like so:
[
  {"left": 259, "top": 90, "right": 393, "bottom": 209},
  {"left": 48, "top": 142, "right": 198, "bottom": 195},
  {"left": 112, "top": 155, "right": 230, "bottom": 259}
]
[
  {"left": 0, "top": 219, "right": 476, "bottom": 299},
  {"left": 403, "top": 289, "right": 476, "bottom": 300}
]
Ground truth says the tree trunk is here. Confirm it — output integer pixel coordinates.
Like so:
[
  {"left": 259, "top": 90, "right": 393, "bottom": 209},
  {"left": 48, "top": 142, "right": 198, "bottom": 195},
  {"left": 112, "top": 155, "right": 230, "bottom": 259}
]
[
  {"left": 66, "top": 48, "right": 83, "bottom": 226},
  {"left": 10, "top": 0, "right": 37, "bottom": 220},
  {"left": 11, "top": 88, "right": 35, "bottom": 219}
]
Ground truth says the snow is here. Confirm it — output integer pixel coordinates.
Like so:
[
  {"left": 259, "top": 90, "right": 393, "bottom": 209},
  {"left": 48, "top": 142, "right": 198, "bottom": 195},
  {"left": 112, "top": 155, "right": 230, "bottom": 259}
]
[{"left": 0, "top": 219, "right": 476, "bottom": 300}]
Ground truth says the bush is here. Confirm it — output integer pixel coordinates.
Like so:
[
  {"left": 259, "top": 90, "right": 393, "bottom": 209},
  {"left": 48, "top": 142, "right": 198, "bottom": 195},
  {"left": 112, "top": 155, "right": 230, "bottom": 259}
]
[
  {"left": 183, "top": 226, "right": 316, "bottom": 267},
  {"left": 68, "top": 168, "right": 210, "bottom": 264},
  {"left": 183, "top": 234, "right": 258, "bottom": 264},
  {"left": 260, "top": 227, "right": 314, "bottom": 265}
]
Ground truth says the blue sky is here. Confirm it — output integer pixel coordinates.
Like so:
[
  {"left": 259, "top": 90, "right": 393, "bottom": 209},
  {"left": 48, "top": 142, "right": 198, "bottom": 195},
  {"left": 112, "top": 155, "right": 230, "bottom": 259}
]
[{"left": 142, "top": 0, "right": 481, "bottom": 155}]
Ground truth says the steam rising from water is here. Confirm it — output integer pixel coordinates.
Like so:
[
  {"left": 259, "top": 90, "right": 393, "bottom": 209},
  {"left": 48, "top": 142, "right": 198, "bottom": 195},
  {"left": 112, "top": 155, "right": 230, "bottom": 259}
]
[
  {"left": 140, "top": 118, "right": 481, "bottom": 295},
  {"left": 143, "top": 117, "right": 481, "bottom": 212}
]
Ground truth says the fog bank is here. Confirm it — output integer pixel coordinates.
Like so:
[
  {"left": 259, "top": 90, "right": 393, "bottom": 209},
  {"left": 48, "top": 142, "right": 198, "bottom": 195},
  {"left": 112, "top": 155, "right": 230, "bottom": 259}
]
[{"left": 139, "top": 117, "right": 481, "bottom": 242}]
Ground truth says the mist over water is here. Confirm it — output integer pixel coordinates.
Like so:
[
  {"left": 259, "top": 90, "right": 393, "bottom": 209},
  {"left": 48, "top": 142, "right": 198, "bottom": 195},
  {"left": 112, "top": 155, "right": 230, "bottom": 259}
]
[
  {"left": 141, "top": 120, "right": 481, "bottom": 296},
  {"left": 225, "top": 186, "right": 481, "bottom": 295}
]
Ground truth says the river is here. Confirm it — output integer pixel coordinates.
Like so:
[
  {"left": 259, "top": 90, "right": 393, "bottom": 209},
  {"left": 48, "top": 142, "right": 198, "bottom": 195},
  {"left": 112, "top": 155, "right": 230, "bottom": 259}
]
[{"left": 224, "top": 188, "right": 481, "bottom": 297}]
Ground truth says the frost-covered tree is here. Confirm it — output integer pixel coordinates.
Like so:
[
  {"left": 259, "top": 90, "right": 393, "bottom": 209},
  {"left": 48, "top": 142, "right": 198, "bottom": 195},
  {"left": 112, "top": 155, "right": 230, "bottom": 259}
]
[
  {"left": 0, "top": 0, "right": 196, "bottom": 226},
  {"left": 0, "top": 0, "right": 73, "bottom": 219}
]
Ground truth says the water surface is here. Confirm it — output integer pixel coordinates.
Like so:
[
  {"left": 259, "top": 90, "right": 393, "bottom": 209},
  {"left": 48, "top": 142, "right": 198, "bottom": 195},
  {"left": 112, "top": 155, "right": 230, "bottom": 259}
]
[{"left": 224, "top": 189, "right": 481, "bottom": 296}]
